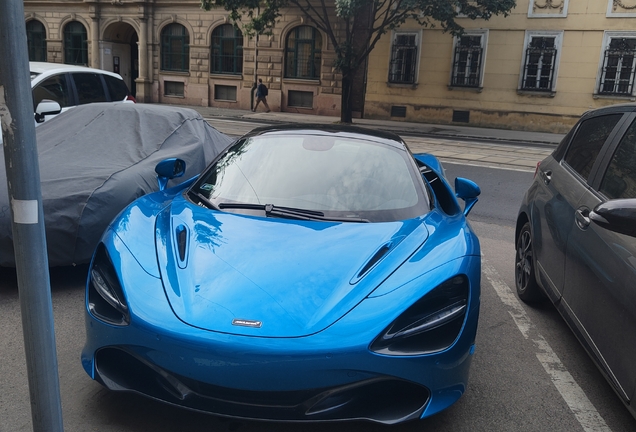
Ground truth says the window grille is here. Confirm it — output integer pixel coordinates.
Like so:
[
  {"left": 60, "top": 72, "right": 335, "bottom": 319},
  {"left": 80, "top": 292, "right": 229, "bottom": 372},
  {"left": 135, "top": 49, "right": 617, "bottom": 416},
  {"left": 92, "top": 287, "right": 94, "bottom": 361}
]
[
  {"left": 27, "top": 20, "right": 47, "bottom": 62},
  {"left": 599, "top": 38, "right": 636, "bottom": 96},
  {"left": 453, "top": 110, "right": 470, "bottom": 123},
  {"left": 161, "top": 24, "right": 190, "bottom": 72},
  {"left": 521, "top": 37, "right": 557, "bottom": 91},
  {"left": 288, "top": 90, "right": 313, "bottom": 108},
  {"left": 164, "top": 81, "right": 185, "bottom": 97},
  {"left": 389, "top": 34, "right": 417, "bottom": 84},
  {"left": 285, "top": 26, "right": 322, "bottom": 79},
  {"left": 390, "top": 106, "right": 407, "bottom": 117},
  {"left": 451, "top": 36, "right": 483, "bottom": 88},
  {"left": 214, "top": 85, "right": 237, "bottom": 101},
  {"left": 64, "top": 21, "right": 87, "bottom": 66},
  {"left": 211, "top": 25, "right": 243, "bottom": 74}
]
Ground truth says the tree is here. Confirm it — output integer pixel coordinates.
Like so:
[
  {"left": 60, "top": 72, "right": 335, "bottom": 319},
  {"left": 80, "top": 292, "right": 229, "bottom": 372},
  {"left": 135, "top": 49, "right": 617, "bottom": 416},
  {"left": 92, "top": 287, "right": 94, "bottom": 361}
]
[{"left": 201, "top": 0, "right": 516, "bottom": 123}]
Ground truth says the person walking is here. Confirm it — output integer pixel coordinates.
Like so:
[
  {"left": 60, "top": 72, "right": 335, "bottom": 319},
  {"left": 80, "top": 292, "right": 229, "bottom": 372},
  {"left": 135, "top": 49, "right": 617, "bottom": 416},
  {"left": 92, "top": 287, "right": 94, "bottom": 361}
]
[{"left": 253, "top": 78, "right": 270, "bottom": 112}]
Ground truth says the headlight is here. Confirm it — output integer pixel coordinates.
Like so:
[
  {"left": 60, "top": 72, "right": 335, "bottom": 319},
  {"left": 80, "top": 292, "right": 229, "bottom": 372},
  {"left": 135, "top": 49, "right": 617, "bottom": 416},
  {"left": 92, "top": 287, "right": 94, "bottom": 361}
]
[
  {"left": 370, "top": 275, "right": 469, "bottom": 355},
  {"left": 88, "top": 244, "right": 130, "bottom": 326}
]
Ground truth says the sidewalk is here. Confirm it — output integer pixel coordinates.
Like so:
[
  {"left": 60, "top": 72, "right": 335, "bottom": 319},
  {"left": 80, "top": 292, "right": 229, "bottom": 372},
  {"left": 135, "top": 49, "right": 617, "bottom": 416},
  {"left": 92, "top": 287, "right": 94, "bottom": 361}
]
[{"left": 174, "top": 104, "right": 563, "bottom": 171}]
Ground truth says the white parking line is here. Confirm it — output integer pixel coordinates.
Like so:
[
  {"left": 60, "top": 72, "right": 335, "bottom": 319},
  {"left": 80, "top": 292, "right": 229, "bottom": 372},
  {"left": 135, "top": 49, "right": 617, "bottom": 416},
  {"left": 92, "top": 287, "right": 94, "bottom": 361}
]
[{"left": 482, "top": 259, "right": 612, "bottom": 432}]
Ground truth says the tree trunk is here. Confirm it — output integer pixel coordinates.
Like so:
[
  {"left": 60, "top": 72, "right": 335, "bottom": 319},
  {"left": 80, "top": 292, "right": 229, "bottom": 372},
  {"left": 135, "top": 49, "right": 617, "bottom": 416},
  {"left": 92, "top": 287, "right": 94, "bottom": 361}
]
[{"left": 340, "top": 72, "right": 353, "bottom": 123}]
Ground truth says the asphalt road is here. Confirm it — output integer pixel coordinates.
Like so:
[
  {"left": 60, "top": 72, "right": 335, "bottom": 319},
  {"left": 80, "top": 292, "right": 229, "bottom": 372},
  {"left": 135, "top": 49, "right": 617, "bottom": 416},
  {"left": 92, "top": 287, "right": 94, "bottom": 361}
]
[{"left": 1, "top": 146, "right": 635, "bottom": 431}]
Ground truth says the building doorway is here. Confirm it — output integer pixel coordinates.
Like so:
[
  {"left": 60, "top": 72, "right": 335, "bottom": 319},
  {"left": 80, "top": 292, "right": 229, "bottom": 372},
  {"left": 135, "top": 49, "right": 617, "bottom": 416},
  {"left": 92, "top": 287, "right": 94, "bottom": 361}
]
[{"left": 101, "top": 22, "right": 138, "bottom": 96}]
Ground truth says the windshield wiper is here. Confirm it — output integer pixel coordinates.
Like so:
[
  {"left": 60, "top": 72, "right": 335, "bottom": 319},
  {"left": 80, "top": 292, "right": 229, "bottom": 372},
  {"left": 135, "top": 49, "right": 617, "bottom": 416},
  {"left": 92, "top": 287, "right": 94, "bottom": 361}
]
[
  {"left": 218, "top": 203, "right": 369, "bottom": 223},
  {"left": 187, "top": 190, "right": 219, "bottom": 210}
]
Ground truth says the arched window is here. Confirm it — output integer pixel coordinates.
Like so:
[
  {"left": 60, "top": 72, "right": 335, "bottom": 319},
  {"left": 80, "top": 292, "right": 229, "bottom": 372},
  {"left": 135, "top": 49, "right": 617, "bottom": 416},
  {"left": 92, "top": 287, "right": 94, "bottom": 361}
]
[
  {"left": 27, "top": 20, "right": 47, "bottom": 62},
  {"left": 211, "top": 24, "right": 243, "bottom": 75},
  {"left": 285, "top": 26, "right": 322, "bottom": 79},
  {"left": 63, "top": 21, "right": 87, "bottom": 65},
  {"left": 161, "top": 23, "right": 190, "bottom": 72}
]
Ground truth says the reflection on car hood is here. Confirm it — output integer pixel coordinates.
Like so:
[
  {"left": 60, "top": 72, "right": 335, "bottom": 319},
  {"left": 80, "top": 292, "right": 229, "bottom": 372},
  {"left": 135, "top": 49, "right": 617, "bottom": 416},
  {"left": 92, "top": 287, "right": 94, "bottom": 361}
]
[{"left": 155, "top": 195, "right": 429, "bottom": 337}]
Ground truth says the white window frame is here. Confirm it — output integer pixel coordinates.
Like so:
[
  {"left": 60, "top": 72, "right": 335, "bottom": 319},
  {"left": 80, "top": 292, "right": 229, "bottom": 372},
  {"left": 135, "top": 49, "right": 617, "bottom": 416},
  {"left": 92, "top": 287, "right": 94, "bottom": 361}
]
[
  {"left": 387, "top": 30, "right": 421, "bottom": 85},
  {"left": 518, "top": 30, "right": 563, "bottom": 93},
  {"left": 449, "top": 29, "right": 488, "bottom": 90},
  {"left": 528, "top": 0, "right": 569, "bottom": 18},
  {"left": 595, "top": 31, "right": 636, "bottom": 98},
  {"left": 607, "top": 0, "right": 636, "bottom": 18}
]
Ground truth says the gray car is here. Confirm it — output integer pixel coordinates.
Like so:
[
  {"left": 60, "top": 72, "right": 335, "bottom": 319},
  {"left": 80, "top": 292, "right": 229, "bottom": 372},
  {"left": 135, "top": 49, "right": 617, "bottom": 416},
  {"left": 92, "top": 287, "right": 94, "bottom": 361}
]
[{"left": 515, "top": 103, "right": 636, "bottom": 419}]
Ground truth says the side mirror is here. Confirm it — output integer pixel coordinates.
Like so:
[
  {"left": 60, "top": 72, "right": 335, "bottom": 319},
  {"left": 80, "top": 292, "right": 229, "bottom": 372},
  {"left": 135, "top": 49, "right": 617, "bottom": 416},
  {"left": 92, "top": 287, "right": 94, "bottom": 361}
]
[
  {"left": 455, "top": 177, "right": 481, "bottom": 217},
  {"left": 589, "top": 198, "right": 636, "bottom": 237},
  {"left": 155, "top": 158, "right": 186, "bottom": 191},
  {"left": 34, "top": 100, "right": 62, "bottom": 123}
]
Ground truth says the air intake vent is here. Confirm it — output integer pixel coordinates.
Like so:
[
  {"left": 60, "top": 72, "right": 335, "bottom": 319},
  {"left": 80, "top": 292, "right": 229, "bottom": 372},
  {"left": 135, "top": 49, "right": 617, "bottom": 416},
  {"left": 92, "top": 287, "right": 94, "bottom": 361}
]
[
  {"left": 350, "top": 243, "right": 393, "bottom": 285},
  {"left": 175, "top": 224, "right": 189, "bottom": 268}
]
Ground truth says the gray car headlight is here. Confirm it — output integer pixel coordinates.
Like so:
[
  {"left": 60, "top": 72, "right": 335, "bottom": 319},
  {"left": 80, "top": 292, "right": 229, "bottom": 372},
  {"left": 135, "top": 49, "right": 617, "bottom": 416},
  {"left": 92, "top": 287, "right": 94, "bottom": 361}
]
[
  {"left": 370, "top": 275, "right": 469, "bottom": 356},
  {"left": 88, "top": 244, "right": 130, "bottom": 326}
]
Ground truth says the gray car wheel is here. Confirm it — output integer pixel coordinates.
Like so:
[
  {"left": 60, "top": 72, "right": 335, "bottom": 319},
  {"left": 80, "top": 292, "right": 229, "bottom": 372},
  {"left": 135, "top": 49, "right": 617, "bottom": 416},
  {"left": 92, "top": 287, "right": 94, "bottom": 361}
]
[{"left": 515, "top": 222, "right": 543, "bottom": 302}]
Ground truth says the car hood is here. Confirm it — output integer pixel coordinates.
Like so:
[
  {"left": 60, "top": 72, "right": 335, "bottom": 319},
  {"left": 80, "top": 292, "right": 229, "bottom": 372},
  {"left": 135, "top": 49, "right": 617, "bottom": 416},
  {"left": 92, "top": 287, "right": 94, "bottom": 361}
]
[{"left": 154, "top": 196, "right": 429, "bottom": 337}]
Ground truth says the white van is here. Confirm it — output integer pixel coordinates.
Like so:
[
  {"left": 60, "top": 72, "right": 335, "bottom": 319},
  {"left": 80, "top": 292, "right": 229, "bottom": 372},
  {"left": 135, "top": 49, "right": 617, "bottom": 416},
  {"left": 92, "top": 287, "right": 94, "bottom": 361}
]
[
  {"left": 1, "top": 62, "right": 135, "bottom": 143},
  {"left": 30, "top": 61, "right": 135, "bottom": 123}
]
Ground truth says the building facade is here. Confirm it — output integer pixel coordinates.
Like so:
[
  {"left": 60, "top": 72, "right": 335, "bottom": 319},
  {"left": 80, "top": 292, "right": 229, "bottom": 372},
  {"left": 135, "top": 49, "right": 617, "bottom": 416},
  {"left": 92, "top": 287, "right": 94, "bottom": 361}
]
[
  {"left": 23, "top": 0, "right": 346, "bottom": 116},
  {"left": 366, "top": 0, "right": 636, "bottom": 133},
  {"left": 24, "top": 1, "right": 636, "bottom": 133}
]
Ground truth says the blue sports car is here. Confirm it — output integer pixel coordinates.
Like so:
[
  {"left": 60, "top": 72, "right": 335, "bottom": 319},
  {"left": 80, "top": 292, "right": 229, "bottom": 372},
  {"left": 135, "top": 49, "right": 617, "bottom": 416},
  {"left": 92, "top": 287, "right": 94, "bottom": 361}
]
[{"left": 82, "top": 124, "right": 482, "bottom": 424}]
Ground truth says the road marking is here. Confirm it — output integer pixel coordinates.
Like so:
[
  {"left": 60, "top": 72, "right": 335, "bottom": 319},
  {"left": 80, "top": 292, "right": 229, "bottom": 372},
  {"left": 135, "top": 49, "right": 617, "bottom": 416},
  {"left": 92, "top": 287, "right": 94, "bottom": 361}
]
[{"left": 482, "top": 259, "right": 612, "bottom": 432}]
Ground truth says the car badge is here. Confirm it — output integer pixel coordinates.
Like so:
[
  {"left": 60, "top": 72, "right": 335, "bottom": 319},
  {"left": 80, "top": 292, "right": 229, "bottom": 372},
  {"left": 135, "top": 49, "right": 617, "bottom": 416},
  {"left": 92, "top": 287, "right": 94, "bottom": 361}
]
[{"left": 232, "top": 318, "right": 262, "bottom": 328}]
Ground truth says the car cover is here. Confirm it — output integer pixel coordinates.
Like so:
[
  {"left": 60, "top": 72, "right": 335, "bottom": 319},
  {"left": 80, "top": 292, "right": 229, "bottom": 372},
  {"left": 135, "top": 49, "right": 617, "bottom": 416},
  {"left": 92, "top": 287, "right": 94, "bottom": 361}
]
[{"left": 0, "top": 103, "right": 233, "bottom": 267}]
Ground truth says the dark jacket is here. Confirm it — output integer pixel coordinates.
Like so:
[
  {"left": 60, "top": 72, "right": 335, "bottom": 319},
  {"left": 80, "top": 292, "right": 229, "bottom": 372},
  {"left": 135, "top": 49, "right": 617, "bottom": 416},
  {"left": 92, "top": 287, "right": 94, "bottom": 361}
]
[{"left": 256, "top": 83, "right": 268, "bottom": 98}]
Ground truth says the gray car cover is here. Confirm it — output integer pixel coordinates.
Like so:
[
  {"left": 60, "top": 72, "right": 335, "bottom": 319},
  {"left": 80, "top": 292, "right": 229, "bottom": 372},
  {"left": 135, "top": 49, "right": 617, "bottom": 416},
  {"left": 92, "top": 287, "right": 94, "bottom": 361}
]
[{"left": 0, "top": 103, "right": 233, "bottom": 267}]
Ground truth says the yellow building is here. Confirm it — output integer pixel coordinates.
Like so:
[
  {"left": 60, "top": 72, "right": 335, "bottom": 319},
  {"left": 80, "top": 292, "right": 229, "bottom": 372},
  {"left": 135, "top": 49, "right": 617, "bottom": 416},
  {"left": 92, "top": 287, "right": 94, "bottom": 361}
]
[{"left": 366, "top": 0, "right": 636, "bottom": 133}]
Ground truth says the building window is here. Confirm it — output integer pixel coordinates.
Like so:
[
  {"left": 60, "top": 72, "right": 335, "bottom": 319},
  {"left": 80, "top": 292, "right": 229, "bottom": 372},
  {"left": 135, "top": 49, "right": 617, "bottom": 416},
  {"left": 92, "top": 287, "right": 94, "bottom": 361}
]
[
  {"left": 285, "top": 26, "right": 322, "bottom": 79},
  {"left": 27, "top": 20, "right": 47, "bottom": 62},
  {"left": 451, "top": 33, "right": 487, "bottom": 88},
  {"left": 388, "top": 32, "right": 419, "bottom": 84},
  {"left": 598, "top": 36, "right": 636, "bottom": 97},
  {"left": 63, "top": 21, "right": 87, "bottom": 66},
  {"left": 520, "top": 32, "right": 562, "bottom": 92},
  {"left": 161, "top": 23, "right": 190, "bottom": 72},
  {"left": 164, "top": 81, "right": 185, "bottom": 97},
  {"left": 288, "top": 90, "right": 313, "bottom": 108},
  {"left": 214, "top": 85, "right": 237, "bottom": 101},
  {"left": 211, "top": 25, "right": 243, "bottom": 75}
]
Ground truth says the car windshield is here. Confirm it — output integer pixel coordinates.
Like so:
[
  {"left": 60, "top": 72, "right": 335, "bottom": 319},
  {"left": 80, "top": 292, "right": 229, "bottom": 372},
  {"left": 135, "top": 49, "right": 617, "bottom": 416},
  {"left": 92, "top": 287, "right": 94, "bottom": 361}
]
[{"left": 189, "top": 132, "right": 430, "bottom": 222}]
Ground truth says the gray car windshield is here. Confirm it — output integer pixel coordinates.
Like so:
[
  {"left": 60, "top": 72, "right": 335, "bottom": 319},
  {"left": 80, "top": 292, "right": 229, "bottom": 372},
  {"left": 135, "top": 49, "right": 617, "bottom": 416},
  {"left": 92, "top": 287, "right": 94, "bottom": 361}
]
[{"left": 191, "top": 133, "right": 429, "bottom": 222}]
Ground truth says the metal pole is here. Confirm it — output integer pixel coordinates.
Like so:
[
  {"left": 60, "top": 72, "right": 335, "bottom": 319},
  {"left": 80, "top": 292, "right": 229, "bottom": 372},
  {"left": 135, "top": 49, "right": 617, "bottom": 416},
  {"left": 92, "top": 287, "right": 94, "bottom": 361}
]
[{"left": 0, "top": 1, "right": 64, "bottom": 431}]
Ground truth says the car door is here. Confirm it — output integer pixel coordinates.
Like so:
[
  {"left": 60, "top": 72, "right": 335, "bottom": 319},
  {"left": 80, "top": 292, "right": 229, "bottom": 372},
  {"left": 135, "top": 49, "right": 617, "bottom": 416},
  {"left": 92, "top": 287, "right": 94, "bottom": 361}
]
[
  {"left": 561, "top": 115, "right": 636, "bottom": 404},
  {"left": 532, "top": 113, "right": 624, "bottom": 300}
]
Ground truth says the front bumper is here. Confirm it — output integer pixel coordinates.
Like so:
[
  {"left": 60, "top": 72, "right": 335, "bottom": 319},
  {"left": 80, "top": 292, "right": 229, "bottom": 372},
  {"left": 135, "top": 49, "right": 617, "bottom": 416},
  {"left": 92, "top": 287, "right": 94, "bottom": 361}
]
[
  {"left": 93, "top": 345, "right": 432, "bottom": 423},
  {"left": 82, "top": 233, "right": 480, "bottom": 424}
]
